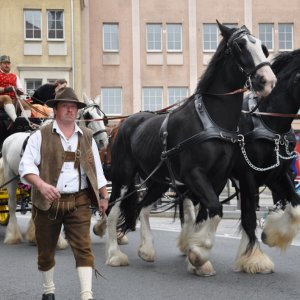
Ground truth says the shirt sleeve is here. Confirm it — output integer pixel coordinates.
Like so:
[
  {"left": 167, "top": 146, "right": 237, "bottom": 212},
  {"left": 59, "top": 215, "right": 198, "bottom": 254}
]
[
  {"left": 92, "top": 138, "right": 108, "bottom": 189},
  {"left": 16, "top": 75, "right": 24, "bottom": 92},
  {"left": 19, "top": 131, "right": 42, "bottom": 184}
]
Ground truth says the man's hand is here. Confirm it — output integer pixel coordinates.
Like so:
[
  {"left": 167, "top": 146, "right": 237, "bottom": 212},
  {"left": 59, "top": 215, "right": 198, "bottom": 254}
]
[
  {"left": 39, "top": 182, "right": 61, "bottom": 203},
  {"left": 99, "top": 197, "right": 109, "bottom": 215},
  {"left": 4, "top": 86, "right": 14, "bottom": 93}
]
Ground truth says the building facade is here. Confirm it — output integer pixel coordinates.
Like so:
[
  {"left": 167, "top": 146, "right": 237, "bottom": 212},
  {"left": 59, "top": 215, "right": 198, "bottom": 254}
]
[
  {"left": 0, "top": 0, "right": 83, "bottom": 96},
  {"left": 82, "top": 0, "right": 300, "bottom": 117}
]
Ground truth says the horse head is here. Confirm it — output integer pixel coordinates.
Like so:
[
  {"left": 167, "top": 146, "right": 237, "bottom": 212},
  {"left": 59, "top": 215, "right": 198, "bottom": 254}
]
[
  {"left": 79, "top": 93, "right": 108, "bottom": 149},
  {"left": 217, "top": 20, "right": 277, "bottom": 98}
]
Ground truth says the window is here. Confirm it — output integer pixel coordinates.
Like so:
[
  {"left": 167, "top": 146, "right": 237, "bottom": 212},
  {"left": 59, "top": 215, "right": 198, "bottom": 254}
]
[
  {"left": 147, "top": 24, "right": 162, "bottom": 52},
  {"left": 167, "top": 24, "right": 182, "bottom": 52},
  {"left": 48, "top": 10, "right": 64, "bottom": 40},
  {"left": 24, "top": 10, "right": 41, "bottom": 40},
  {"left": 25, "top": 79, "right": 42, "bottom": 97},
  {"left": 103, "top": 23, "right": 119, "bottom": 52},
  {"left": 278, "top": 23, "right": 293, "bottom": 51},
  {"left": 259, "top": 23, "right": 273, "bottom": 50},
  {"left": 143, "top": 87, "right": 163, "bottom": 111},
  {"left": 101, "top": 88, "right": 122, "bottom": 115},
  {"left": 168, "top": 87, "right": 188, "bottom": 107},
  {"left": 203, "top": 24, "right": 218, "bottom": 51}
]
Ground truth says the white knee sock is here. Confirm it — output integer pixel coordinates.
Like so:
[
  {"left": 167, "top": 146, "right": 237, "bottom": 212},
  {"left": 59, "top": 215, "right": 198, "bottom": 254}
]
[
  {"left": 4, "top": 103, "right": 17, "bottom": 121},
  {"left": 42, "top": 267, "right": 55, "bottom": 294},
  {"left": 21, "top": 109, "right": 32, "bottom": 117},
  {"left": 77, "top": 266, "right": 93, "bottom": 300}
]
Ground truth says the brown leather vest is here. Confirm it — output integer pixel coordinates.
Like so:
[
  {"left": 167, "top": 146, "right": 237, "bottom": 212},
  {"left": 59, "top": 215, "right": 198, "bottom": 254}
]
[{"left": 31, "top": 123, "right": 99, "bottom": 211}]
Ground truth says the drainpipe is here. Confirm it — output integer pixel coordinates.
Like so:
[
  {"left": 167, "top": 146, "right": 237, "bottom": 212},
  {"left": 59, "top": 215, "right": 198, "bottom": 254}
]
[{"left": 70, "top": 0, "right": 75, "bottom": 88}]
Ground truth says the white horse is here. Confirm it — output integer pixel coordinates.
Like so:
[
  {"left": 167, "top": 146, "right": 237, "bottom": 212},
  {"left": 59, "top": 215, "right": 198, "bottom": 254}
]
[{"left": 0, "top": 94, "right": 108, "bottom": 247}]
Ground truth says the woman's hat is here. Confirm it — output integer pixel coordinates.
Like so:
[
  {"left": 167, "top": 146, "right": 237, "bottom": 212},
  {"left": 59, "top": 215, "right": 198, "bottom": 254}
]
[{"left": 46, "top": 87, "right": 86, "bottom": 109}]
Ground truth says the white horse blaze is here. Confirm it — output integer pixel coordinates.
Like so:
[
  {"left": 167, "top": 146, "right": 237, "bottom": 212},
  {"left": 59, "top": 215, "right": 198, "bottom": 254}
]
[
  {"left": 262, "top": 204, "right": 300, "bottom": 250},
  {"left": 245, "top": 35, "right": 277, "bottom": 97}
]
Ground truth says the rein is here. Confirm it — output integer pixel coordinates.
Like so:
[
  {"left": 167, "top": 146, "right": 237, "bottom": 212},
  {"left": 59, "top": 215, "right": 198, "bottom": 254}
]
[{"left": 242, "top": 110, "right": 300, "bottom": 119}]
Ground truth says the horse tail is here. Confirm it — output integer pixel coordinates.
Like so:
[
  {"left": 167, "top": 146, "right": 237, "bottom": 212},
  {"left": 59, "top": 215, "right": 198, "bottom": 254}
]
[{"left": 0, "top": 157, "right": 4, "bottom": 185}]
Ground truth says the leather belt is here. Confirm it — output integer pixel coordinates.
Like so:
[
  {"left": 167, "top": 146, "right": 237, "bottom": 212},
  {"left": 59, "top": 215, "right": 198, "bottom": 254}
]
[{"left": 60, "top": 189, "right": 87, "bottom": 198}]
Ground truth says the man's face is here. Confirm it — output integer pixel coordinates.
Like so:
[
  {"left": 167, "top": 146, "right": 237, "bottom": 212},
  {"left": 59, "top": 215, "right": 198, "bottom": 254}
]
[
  {"left": 54, "top": 101, "right": 78, "bottom": 122},
  {"left": 0, "top": 61, "right": 11, "bottom": 73}
]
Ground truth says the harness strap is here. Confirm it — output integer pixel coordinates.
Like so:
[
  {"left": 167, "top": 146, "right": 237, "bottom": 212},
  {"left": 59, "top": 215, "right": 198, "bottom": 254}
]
[
  {"left": 161, "top": 94, "right": 239, "bottom": 159},
  {"left": 244, "top": 94, "right": 295, "bottom": 144}
]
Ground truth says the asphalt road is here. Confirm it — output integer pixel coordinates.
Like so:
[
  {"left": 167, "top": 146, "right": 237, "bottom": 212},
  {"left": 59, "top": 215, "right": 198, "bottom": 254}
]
[{"left": 0, "top": 215, "right": 300, "bottom": 300}]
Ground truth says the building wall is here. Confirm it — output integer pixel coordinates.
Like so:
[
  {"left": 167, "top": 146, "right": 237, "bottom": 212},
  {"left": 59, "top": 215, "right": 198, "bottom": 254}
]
[
  {"left": 86, "top": 0, "right": 300, "bottom": 117},
  {"left": 0, "top": 0, "right": 82, "bottom": 97}
]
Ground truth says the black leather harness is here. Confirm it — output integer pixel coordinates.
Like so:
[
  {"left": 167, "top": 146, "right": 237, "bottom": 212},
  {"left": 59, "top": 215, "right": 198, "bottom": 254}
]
[
  {"left": 160, "top": 94, "right": 240, "bottom": 159},
  {"left": 244, "top": 93, "right": 295, "bottom": 146}
]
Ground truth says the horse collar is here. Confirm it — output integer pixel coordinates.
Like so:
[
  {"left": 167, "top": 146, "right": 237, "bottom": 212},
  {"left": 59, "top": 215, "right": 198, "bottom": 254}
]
[
  {"left": 194, "top": 94, "right": 239, "bottom": 142},
  {"left": 245, "top": 93, "right": 295, "bottom": 145}
]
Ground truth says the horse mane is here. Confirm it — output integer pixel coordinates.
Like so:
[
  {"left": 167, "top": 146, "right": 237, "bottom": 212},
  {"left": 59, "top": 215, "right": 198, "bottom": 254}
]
[
  {"left": 195, "top": 28, "right": 236, "bottom": 94},
  {"left": 271, "top": 49, "right": 300, "bottom": 79}
]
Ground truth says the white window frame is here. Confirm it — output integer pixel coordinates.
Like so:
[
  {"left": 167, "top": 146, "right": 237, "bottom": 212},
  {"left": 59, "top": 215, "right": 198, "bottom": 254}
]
[
  {"left": 143, "top": 87, "right": 163, "bottom": 111},
  {"left": 101, "top": 87, "right": 122, "bottom": 116},
  {"left": 278, "top": 23, "right": 293, "bottom": 51},
  {"left": 203, "top": 23, "right": 218, "bottom": 52},
  {"left": 166, "top": 23, "right": 182, "bottom": 52},
  {"left": 146, "top": 23, "right": 162, "bottom": 52},
  {"left": 25, "top": 78, "right": 43, "bottom": 97},
  {"left": 24, "top": 10, "right": 42, "bottom": 41},
  {"left": 103, "top": 23, "right": 119, "bottom": 52},
  {"left": 259, "top": 23, "right": 274, "bottom": 51},
  {"left": 47, "top": 10, "right": 65, "bottom": 41},
  {"left": 168, "top": 87, "right": 188, "bottom": 107}
]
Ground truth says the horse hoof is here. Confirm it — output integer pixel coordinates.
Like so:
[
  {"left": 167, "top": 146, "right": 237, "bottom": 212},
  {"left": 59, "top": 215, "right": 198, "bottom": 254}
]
[
  {"left": 106, "top": 253, "right": 129, "bottom": 267},
  {"left": 187, "top": 260, "right": 216, "bottom": 277}
]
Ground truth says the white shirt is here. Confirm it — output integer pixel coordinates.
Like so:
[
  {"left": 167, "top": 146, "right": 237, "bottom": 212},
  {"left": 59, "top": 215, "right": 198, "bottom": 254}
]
[{"left": 19, "top": 121, "right": 107, "bottom": 193}]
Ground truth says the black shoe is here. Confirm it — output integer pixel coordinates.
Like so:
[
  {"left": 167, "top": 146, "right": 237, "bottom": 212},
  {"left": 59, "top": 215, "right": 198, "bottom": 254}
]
[{"left": 42, "top": 293, "right": 55, "bottom": 300}]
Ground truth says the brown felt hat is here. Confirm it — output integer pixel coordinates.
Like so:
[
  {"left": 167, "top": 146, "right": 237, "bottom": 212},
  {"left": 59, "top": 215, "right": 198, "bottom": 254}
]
[
  {"left": 0, "top": 55, "right": 10, "bottom": 63},
  {"left": 46, "top": 87, "right": 86, "bottom": 109}
]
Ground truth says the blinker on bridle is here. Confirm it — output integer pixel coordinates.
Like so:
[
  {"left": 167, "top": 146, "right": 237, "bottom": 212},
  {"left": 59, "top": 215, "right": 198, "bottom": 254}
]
[{"left": 226, "top": 28, "right": 271, "bottom": 79}]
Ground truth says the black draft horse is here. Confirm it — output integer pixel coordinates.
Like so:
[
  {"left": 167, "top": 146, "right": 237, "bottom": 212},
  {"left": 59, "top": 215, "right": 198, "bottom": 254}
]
[
  {"left": 105, "top": 21, "right": 276, "bottom": 276},
  {"left": 230, "top": 49, "right": 300, "bottom": 273}
]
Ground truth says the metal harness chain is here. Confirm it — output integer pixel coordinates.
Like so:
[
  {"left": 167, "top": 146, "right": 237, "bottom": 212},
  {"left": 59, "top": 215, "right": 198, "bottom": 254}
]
[
  {"left": 238, "top": 134, "right": 280, "bottom": 171},
  {"left": 279, "top": 136, "right": 299, "bottom": 160},
  {"left": 238, "top": 134, "right": 299, "bottom": 172}
]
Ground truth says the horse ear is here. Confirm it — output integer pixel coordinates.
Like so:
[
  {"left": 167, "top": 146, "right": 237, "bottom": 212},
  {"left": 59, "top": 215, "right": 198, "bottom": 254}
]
[
  {"left": 216, "top": 20, "right": 231, "bottom": 39},
  {"left": 241, "top": 25, "right": 250, "bottom": 33},
  {"left": 82, "top": 92, "right": 90, "bottom": 104},
  {"left": 94, "top": 94, "right": 101, "bottom": 105}
]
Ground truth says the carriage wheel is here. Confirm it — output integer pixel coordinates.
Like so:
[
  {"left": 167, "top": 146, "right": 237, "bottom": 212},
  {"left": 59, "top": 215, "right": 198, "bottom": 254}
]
[{"left": 0, "top": 204, "right": 9, "bottom": 226}]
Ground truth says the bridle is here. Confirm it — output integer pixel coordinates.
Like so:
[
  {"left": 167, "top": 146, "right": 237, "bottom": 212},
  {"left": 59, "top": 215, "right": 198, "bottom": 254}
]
[
  {"left": 79, "top": 103, "right": 108, "bottom": 139},
  {"left": 226, "top": 27, "right": 271, "bottom": 88}
]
